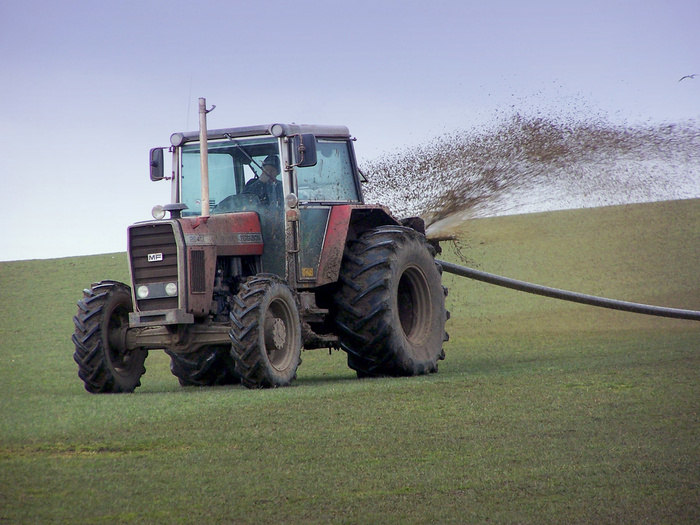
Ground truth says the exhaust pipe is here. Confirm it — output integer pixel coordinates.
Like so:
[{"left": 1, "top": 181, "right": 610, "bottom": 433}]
[{"left": 198, "top": 97, "right": 214, "bottom": 217}]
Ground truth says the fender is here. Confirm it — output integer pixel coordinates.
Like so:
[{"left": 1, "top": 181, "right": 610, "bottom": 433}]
[{"left": 315, "top": 205, "right": 398, "bottom": 287}]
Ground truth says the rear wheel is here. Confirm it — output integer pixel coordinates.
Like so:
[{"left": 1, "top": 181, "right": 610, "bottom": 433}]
[
  {"left": 166, "top": 345, "right": 240, "bottom": 387},
  {"left": 229, "top": 275, "right": 302, "bottom": 388},
  {"left": 72, "top": 281, "right": 147, "bottom": 393},
  {"left": 334, "top": 226, "right": 448, "bottom": 377}
]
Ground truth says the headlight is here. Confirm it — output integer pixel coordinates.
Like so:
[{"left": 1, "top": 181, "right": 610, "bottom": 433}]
[
  {"left": 170, "top": 133, "right": 185, "bottom": 147},
  {"left": 165, "top": 282, "right": 178, "bottom": 296},
  {"left": 136, "top": 285, "right": 149, "bottom": 299},
  {"left": 285, "top": 192, "right": 298, "bottom": 208},
  {"left": 152, "top": 205, "right": 166, "bottom": 220}
]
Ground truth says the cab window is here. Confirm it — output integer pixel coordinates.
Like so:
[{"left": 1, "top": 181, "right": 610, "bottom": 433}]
[
  {"left": 180, "top": 137, "right": 280, "bottom": 215},
  {"left": 295, "top": 140, "right": 359, "bottom": 202}
]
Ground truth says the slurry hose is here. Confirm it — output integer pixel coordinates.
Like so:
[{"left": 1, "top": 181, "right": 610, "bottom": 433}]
[{"left": 437, "top": 260, "right": 700, "bottom": 322}]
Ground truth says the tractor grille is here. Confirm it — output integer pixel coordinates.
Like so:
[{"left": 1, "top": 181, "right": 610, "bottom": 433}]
[
  {"left": 190, "top": 249, "right": 206, "bottom": 293},
  {"left": 129, "top": 223, "right": 179, "bottom": 311}
]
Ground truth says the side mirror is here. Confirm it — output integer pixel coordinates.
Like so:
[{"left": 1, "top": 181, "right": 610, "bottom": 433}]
[
  {"left": 292, "top": 134, "right": 317, "bottom": 167},
  {"left": 149, "top": 148, "right": 164, "bottom": 181}
]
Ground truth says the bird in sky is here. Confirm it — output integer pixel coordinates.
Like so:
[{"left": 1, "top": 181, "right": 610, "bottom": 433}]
[{"left": 678, "top": 74, "right": 697, "bottom": 82}]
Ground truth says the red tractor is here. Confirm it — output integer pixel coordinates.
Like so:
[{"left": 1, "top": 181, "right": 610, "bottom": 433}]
[{"left": 72, "top": 108, "right": 449, "bottom": 393}]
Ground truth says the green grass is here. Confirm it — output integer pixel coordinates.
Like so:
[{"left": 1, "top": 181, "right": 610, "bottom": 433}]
[{"left": 1, "top": 199, "right": 698, "bottom": 524}]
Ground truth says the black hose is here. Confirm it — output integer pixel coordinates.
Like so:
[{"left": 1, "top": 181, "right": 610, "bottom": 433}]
[{"left": 437, "top": 260, "right": 700, "bottom": 322}]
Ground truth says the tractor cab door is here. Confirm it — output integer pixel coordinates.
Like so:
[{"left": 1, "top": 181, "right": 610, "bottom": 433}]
[{"left": 294, "top": 139, "right": 362, "bottom": 286}]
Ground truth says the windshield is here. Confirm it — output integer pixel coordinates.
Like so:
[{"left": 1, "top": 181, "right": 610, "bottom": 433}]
[{"left": 180, "top": 137, "right": 281, "bottom": 216}]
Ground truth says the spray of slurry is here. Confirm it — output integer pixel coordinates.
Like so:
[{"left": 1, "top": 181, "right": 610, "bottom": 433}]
[{"left": 360, "top": 113, "right": 700, "bottom": 239}]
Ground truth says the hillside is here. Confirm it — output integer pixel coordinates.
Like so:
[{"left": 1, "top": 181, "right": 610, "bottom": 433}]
[
  {"left": 0, "top": 199, "right": 698, "bottom": 524},
  {"left": 440, "top": 198, "right": 699, "bottom": 336}
]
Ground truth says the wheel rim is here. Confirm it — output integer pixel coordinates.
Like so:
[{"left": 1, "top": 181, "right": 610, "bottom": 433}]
[
  {"left": 264, "top": 297, "right": 296, "bottom": 371},
  {"left": 397, "top": 265, "right": 432, "bottom": 344},
  {"left": 104, "top": 299, "right": 137, "bottom": 376}
]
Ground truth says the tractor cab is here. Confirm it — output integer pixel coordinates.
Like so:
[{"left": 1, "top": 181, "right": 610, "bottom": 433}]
[{"left": 151, "top": 124, "right": 365, "bottom": 286}]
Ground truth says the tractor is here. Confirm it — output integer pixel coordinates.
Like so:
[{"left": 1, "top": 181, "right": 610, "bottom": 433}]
[{"left": 72, "top": 104, "right": 449, "bottom": 393}]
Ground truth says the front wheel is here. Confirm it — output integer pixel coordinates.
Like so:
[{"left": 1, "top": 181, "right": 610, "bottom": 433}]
[
  {"left": 229, "top": 275, "right": 302, "bottom": 388},
  {"left": 72, "top": 280, "right": 147, "bottom": 393}
]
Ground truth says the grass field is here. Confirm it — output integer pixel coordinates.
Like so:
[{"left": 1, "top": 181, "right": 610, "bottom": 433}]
[{"left": 1, "top": 199, "right": 698, "bottom": 524}]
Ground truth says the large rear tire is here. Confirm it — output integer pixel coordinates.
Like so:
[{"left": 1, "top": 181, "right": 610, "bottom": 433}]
[
  {"left": 229, "top": 275, "right": 302, "bottom": 388},
  {"left": 334, "top": 226, "right": 448, "bottom": 377},
  {"left": 72, "top": 281, "right": 147, "bottom": 393},
  {"left": 166, "top": 346, "right": 240, "bottom": 387}
]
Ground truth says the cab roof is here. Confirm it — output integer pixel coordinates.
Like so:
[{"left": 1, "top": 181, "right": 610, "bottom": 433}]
[{"left": 171, "top": 123, "right": 351, "bottom": 146}]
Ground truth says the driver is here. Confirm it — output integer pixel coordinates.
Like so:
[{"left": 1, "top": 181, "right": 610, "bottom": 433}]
[{"left": 242, "top": 155, "right": 283, "bottom": 205}]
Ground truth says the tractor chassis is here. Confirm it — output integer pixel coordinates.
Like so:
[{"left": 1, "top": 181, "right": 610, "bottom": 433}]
[{"left": 124, "top": 322, "right": 231, "bottom": 354}]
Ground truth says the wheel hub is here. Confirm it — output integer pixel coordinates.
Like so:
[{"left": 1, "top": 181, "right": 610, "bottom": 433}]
[{"left": 267, "top": 317, "right": 287, "bottom": 349}]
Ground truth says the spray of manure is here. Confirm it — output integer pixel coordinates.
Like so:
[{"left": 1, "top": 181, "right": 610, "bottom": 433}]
[{"left": 360, "top": 114, "right": 700, "bottom": 239}]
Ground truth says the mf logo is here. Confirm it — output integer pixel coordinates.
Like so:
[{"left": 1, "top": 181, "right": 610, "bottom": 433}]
[{"left": 148, "top": 253, "right": 163, "bottom": 263}]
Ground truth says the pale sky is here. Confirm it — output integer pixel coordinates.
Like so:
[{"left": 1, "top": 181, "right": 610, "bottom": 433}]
[{"left": 1, "top": 0, "right": 698, "bottom": 261}]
